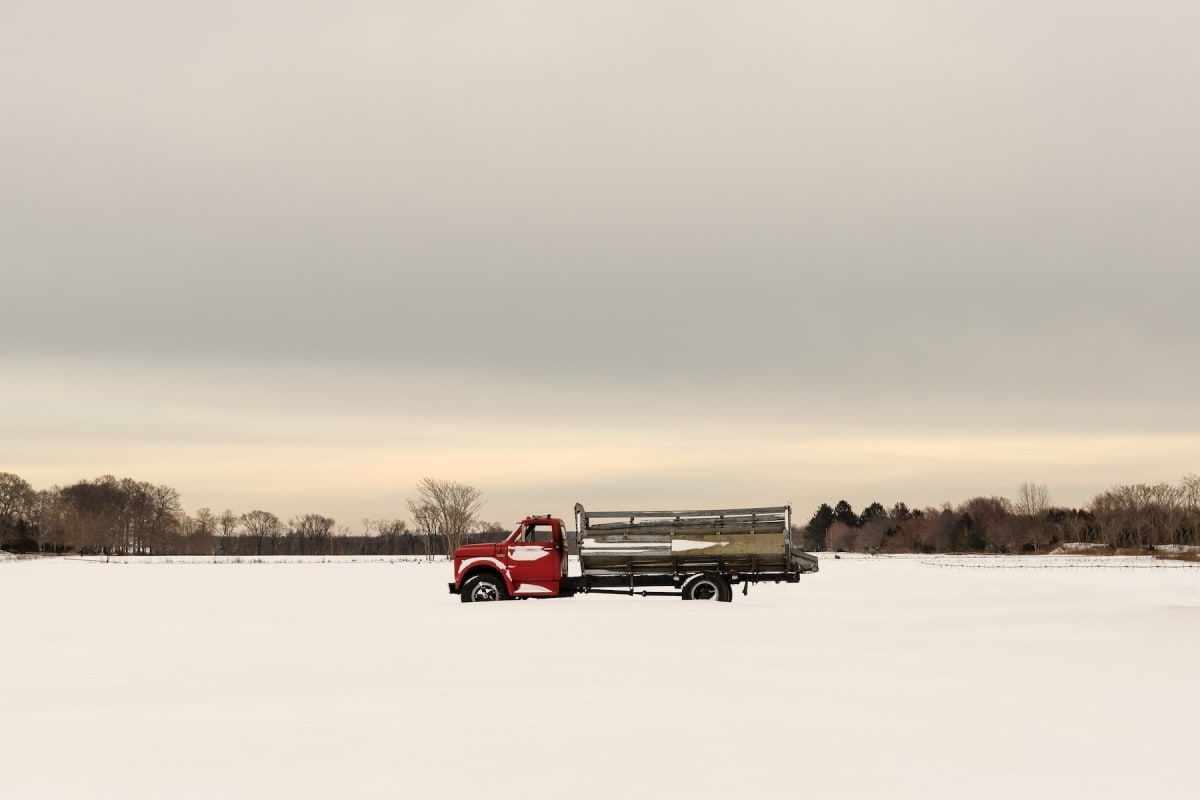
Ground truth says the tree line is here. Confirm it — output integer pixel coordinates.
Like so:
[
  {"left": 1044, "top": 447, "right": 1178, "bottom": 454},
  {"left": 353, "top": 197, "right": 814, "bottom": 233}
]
[
  {"left": 800, "top": 477, "right": 1200, "bottom": 555},
  {"left": 0, "top": 472, "right": 507, "bottom": 557},
  {"left": 3, "top": 471, "right": 1198, "bottom": 557}
]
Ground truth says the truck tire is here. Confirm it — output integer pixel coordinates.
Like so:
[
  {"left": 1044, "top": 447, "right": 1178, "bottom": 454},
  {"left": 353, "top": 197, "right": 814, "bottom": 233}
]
[
  {"left": 461, "top": 573, "right": 508, "bottom": 603},
  {"left": 682, "top": 573, "right": 732, "bottom": 602}
]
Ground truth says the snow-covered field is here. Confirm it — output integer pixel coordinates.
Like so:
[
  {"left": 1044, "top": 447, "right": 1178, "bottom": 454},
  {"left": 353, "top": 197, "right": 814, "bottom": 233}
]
[{"left": 2, "top": 554, "right": 1196, "bottom": 799}]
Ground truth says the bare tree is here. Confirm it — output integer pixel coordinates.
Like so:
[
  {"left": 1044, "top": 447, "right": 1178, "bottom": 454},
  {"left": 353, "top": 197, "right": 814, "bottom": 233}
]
[
  {"left": 218, "top": 509, "right": 239, "bottom": 555},
  {"left": 1181, "top": 474, "right": 1200, "bottom": 516},
  {"left": 922, "top": 505, "right": 959, "bottom": 552},
  {"left": 1012, "top": 483, "right": 1051, "bottom": 550},
  {"left": 1182, "top": 474, "right": 1200, "bottom": 546},
  {"left": 241, "top": 510, "right": 282, "bottom": 555},
  {"left": 31, "top": 487, "right": 64, "bottom": 553},
  {"left": 357, "top": 517, "right": 375, "bottom": 555},
  {"left": 189, "top": 507, "right": 217, "bottom": 556},
  {"left": 59, "top": 475, "right": 126, "bottom": 554},
  {"left": 957, "top": 496, "right": 1017, "bottom": 552},
  {"left": 1090, "top": 483, "right": 1184, "bottom": 548},
  {"left": 145, "top": 483, "right": 184, "bottom": 553},
  {"left": 406, "top": 498, "right": 439, "bottom": 560},
  {"left": 0, "top": 471, "right": 35, "bottom": 522},
  {"left": 407, "top": 478, "right": 484, "bottom": 558},
  {"left": 1014, "top": 482, "right": 1051, "bottom": 517},
  {"left": 375, "top": 518, "right": 409, "bottom": 555},
  {"left": 475, "top": 520, "right": 510, "bottom": 543},
  {"left": 288, "top": 513, "right": 336, "bottom": 555}
]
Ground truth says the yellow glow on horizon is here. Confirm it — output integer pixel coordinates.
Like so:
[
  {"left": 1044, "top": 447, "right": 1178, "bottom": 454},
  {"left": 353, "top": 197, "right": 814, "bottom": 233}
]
[{"left": 6, "top": 359, "right": 1198, "bottom": 524}]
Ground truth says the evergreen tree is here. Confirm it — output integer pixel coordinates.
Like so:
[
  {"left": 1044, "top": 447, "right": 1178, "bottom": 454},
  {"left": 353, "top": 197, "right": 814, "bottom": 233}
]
[
  {"left": 834, "top": 500, "right": 859, "bottom": 527},
  {"left": 859, "top": 502, "right": 886, "bottom": 525},
  {"left": 804, "top": 503, "right": 835, "bottom": 550}
]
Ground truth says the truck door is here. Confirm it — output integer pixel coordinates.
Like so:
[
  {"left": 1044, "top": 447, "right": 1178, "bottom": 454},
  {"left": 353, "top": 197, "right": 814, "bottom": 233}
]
[{"left": 506, "top": 521, "right": 562, "bottom": 595}]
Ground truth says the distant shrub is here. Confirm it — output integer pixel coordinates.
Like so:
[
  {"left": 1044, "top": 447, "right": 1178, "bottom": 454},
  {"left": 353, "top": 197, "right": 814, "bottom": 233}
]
[
  {"left": 0, "top": 532, "right": 39, "bottom": 553},
  {"left": 1153, "top": 549, "right": 1200, "bottom": 563}
]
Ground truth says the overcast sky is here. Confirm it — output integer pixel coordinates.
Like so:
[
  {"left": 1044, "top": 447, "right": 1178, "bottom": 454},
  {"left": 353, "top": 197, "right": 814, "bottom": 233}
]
[{"left": 4, "top": 1, "right": 1198, "bottom": 528}]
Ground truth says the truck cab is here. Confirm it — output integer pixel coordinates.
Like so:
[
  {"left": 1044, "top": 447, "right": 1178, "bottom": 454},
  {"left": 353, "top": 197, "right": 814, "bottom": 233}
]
[{"left": 448, "top": 515, "right": 569, "bottom": 602}]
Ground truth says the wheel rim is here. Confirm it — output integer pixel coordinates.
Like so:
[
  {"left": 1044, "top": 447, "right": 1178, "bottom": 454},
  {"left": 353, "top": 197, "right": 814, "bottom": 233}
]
[
  {"left": 692, "top": 580, "right": 719, "bottom": 600},
  {"left": 471, "top": 581, "right": 500, "bottom": 601}
]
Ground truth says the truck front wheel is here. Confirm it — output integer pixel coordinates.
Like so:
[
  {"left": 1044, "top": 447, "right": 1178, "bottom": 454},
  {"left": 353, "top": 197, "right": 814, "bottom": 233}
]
[
  {"left": 682, "top": 573, "right": 732, "bottom": 602},
  {"left": 461, "top": 574, "right": 508, "bottom": 603}
]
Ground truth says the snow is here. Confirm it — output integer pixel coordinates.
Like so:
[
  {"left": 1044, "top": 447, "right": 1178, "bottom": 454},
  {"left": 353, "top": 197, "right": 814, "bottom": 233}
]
[
  {"left": 454, "top": 555, "right": 507, "bottom": 580},
  {"left": 507, "top": 546, "right": 552, "bottom": 562},
  {"left": 2, "top": 554, "right": 1197, "bottom": 799},
  {"left": 512, "top": 584, "right": 554, "bottom": 595}
]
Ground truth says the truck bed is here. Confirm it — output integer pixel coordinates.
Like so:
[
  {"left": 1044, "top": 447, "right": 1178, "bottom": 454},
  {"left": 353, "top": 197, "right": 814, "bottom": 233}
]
[{"left": 575, "top": 505, "right": 817, "bottom": 581}]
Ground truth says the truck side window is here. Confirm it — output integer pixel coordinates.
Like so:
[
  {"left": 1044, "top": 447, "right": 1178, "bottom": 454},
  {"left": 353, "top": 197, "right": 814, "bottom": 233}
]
[{"left": 525, "top": 525, "right": 553, "bottom": 543}]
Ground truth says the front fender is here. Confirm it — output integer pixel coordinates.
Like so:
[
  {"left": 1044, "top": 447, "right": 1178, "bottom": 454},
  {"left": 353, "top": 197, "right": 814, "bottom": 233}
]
[{"left": 455, "top": 557, "right": 514, "bottom": 594}]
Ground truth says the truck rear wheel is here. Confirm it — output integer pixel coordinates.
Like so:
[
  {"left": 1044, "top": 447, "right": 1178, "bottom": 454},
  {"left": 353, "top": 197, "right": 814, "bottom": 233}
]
[
  {"left": 461, "top": 574, "right": 508, "bottom": 603},
  {"left": 682, "top": 573, "right": 732, "bottom": 602}
]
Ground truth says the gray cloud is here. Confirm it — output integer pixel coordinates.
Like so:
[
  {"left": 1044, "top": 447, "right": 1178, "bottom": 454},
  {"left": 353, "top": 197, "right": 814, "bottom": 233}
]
[{"left": 5, "top": 1, "right": 1199, "bottom": 428}]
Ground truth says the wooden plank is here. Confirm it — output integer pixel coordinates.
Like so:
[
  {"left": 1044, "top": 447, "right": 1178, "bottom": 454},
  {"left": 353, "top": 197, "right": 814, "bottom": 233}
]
[
  {"left": 584, "top": 515, "right": 787, "bottom": 531},
  {"left": 580, "top": 532, "right": 788, "bottom": 577},
  {"left": 584, "top": 522, "right": 786, "bottom": 537},
  {"left": 580, "top": 506, "right": 789, "bottom": 520}
]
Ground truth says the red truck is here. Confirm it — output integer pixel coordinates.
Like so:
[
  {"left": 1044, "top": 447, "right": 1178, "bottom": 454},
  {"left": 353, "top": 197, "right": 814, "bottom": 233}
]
[{"left": 449, "top": 503, "right": 818, "bottom": 603}]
